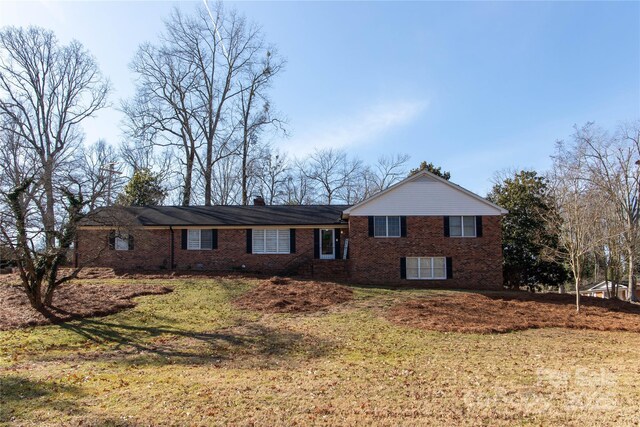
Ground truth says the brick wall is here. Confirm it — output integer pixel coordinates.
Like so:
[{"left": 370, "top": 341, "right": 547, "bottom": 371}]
[
  {"left": 346, "top": 216, "right": 503, "bottom": 289},
  {"left": 77, "top": 228, "right": 172, "bottom": 270},
  {"left": 77, "top": 227, "right": 343, "bottom": 275},
  {"left": 77, "top": 218, "right": 502, "bottom": 289}
]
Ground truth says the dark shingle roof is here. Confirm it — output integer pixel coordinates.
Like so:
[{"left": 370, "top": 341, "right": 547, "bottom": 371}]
[{"left": 80, "top": 205, "right": 349, "bottom": 227}]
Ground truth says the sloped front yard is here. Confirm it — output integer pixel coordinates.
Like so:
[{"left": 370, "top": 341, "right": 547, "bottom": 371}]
[
  {"left": 1, "top": 276, "right": 640, "bottom": 426},
  {"left": 387, "top": 291, "right": 640, "bottom": 334},
  {"left": 0, "top": 282, "right": 172, "bottom": 330}
]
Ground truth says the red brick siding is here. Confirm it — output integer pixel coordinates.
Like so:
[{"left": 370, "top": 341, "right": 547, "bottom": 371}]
[
  {"left": 77, "top": 217, "right": 502, "bottom": 289},
  {"left": 346, "top": 216, "right": 503, "bottom": 289},
  {"left": 77, "top": 229, "right": 172, "bottom": 270},
  {"left": 77, "top": 227, "right": 345, "bottom": 275}
]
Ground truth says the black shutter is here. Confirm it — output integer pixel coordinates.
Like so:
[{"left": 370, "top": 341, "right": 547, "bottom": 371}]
[
  {"left": 181, "top": 229, "right": 187, "bottom": 250},
  {"left": 446, "top": 257, "right": 453, "bottom": 279},
  {"left": 335, "top": 230, "right": 341, "bottom": 259},
  {"left": 368, "top": 216, "right": 374, "bottom": 237},
  {"left": 289, "top": 229, "right": 296, "bottom": 253},
  {"left": 201, "top": 229, "right": 212, "bottom": 249},
  {"left": 128, "top": 234, "right": 134, "bottom": 251},
  {"left": 400, "top": 257, "right": 407, "bottom": 279},
  {"left": 444, "top": 216, "right": 450, "bottom": 237},
  {"left": 313, "top": 229, "right": 320, "bottom": 259},
  {"left": 246, "top": 229, "right": 252, "bottom": 253},
  {"left": 212, "top": 229, "right": 218, "bottom": 249},
  {"left": 108, "top": 231, "right": 115, "bottom": 250},
  {"left": 400, "top": 216, "right": 407, "bottom": 237},
  {"left": 475, "top": 216, "right": 483, "bottom": 237}
]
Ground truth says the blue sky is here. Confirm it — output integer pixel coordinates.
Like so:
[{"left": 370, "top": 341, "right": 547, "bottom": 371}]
[{"left": 1, "top": 1, "right": 638, "bottom": 195}]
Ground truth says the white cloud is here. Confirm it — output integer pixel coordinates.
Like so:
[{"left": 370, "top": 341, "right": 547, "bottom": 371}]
[{"left": 281, "top": 100, "right": 427, "bottom": 157}]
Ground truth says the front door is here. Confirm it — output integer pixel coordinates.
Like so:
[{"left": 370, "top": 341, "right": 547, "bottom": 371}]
[{"left": 320, "top": 229, "right": 335, "bottom": 259}]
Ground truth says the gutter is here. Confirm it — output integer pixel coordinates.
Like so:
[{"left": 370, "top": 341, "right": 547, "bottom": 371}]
[{"left": 169, "top": 226, "right": 175, "bottom": 270}]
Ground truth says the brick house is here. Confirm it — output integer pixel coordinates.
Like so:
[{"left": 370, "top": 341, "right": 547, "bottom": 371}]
[{"left": 76, "top": 170, "right": 507, "bottom": 289}]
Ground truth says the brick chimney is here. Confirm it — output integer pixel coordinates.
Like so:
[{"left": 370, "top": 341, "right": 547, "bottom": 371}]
[{"left": 253, "top": 196, "right": 265, "bottom": 206}]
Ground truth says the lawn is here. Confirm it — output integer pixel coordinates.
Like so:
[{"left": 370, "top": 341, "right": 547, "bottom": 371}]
[{"left": 2, "top": 277, "right": 640, "bottom": 426}]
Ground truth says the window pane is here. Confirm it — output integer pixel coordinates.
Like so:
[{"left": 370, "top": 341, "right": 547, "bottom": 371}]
[
  {"left": 115, "top": 235, "right": 129, "bottom": 251},
  {"left": 265, "top": 229, "right": 278, "bottom": 253},
  {"left": 374, "top": 216, "right": 387, "bottom": 237},
  {"left": 200, "top": 230, "right": 212, "bottom": 249},
  {"left": 253, "top": 229, "right": 265, "bottom": 253},
  {"left": 387, "top": 216, "right": 401, "bottom": 237},
  {"left": 406, "top": 257, "right": 419, "bottom": 279},
  {"left": 449, "top": 216, "right": 462, "bottom": 237},
  {"left": 188, "top": 229, "right": 201, "bottom": 250},
  {"left": 463, "top": 216, "right": 476, "bottom": 237},
  {"left": 419, "top": 257, "right": 433, "bottom": 279},
  {"left": 433, "top": 257, "right": 446, "bottom": 279},
  {"left": 278, "top": 229, "right": 290, "bottom": 253}
]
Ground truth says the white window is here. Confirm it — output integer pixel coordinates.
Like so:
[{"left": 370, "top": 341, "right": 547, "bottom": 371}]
[
  {"left": 253, "top": 229, "right": 290, "bottom": 254},
  {"left": 449, "top": 216, "right": 476, "bottom": 237},
  {"left": 187, "top": 229, "right": 213, "bottom": 250},
  {"left": 406, "top": 257, "right": 447, "bottom": 280},
  {"left": 374, "top": 216, "right": 401, "bottom": 237},
  {"left": 115, "top": 234, "right": 129, "bottom": 251},
  {"left": 187, "top": 230, "right": 201, "bottom": 250}
]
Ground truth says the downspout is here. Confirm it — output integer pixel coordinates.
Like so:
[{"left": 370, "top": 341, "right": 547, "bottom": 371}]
[{"left": 169, "top": 226, "right": 175, "bottom": 270}]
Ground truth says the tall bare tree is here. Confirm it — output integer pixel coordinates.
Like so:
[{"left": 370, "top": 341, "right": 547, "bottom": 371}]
[
  {"left": 300, "top": 148, "right": 363, "bottom": 205},
  {"left": 122, "top": 23, "right": 202, "bottom": 206},
  {"left": 370, "top": 153, "right": 410, "bottom": 192},
  {"left": 575, "top": 121, "right": 640, "bottom": 302},
  {"left": 0, "top": 26, "right": 110, "bottom": 310},
  {"left": 257, "top": 148, "right": 289, "bottom": 205},
  {"left": 237, "top": 49, "right": 286, "bottom": 204},
  {"left": 124, "top": 5, "right": 282, "bottom": 206},
  {"left": 548, "top": 141, "right": 600, "bottom": 312},
  {"left": 77, "top": 140, "right": 124, "bottom": 210}
]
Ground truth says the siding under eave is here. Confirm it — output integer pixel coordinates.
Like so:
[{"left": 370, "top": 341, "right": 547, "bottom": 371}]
[{"left": 347, "top": 178, "right": 504, "bottom": 216}]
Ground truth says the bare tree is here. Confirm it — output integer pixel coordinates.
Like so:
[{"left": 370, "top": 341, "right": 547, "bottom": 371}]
[
  {"left": 0, "top": 26, "right": 109, "bottom": 310},
  {"left": 370, "top": 153, "right": 410, "bottom": 192},
  {"left": 575, "top": 122, "right": 640, "bottom": 302},
  {"left": 300, "top": 148, "right": 363, "bottom": 205},
  {"left": 548, "top": 141, "right": 600, "bottom": 312},
  {"left": 122, "top": 24, "right": 202, "bottom": 206},
  {"left": 237, "top": 49, "right": 286, "bottom": 204},
  {"left": 257, "top": 148, "right": 289, "bottom": 205},
  {"left": 76, "top": 140, "right": 125, "bottom": 210},
  {"left": 284, "top": 168, "right": 315, "bottom": 205},
  {"left": 124, "top": 5, "right": 281, "bottom": 207}
]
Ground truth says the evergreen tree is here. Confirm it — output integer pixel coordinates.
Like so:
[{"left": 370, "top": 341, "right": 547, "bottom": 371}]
[
  {"left": 487, "top": 170, "right": 568, "bottom": 290},
  {"left": 116, "top": 168, "right": 166, "bottom": 206},
  {"left": 409, "top": 161, "right": 451, "bottom": 180}
]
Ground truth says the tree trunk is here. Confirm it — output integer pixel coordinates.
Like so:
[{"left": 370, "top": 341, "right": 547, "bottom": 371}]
[
  {"left": 574, "top": 276, "right": 581, "bottom": 313},
  {"left": 628, "top": 248, "right": 637, "bottom": 302},
  {"left": 182, "top": 150, "right": 194, "bottom": 206},
  {"left": 25, "top": 281, "right": 44, "bottom": 311},
  {"left": 44, "top": 286, "right": 55, "bottom": 307},
  {"left": 204, "top": 142, "right": 212, "bottom": 206},
  {"left": 43, "top": 159, "right": 56, "bottom": 248},
  {"left": 241, "top": 134, "right": 249, "bottom": 205}
]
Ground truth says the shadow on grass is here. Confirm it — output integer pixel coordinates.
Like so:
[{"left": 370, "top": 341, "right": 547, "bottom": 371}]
[
  {"left": 57, "top": 317, "right": 334, "bottom": 367},
  {"left": 0, "top": 375, "right": 83, "bottom": 423}
]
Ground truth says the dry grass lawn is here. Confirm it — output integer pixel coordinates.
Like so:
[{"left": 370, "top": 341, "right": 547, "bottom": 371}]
[{"left": 1, "top": 276, "right": 640, "bottom": 426}]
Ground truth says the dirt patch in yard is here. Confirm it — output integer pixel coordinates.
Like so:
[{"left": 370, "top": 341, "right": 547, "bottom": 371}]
[
  {"left": 234, "top": 277, "right": 353, "bottom": 313},
  {"left": 387, "top": 291, "right": 640, "bottom": 334},
  {"left": 0, "top": 282, "right": 172, "bottom": 330}
]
